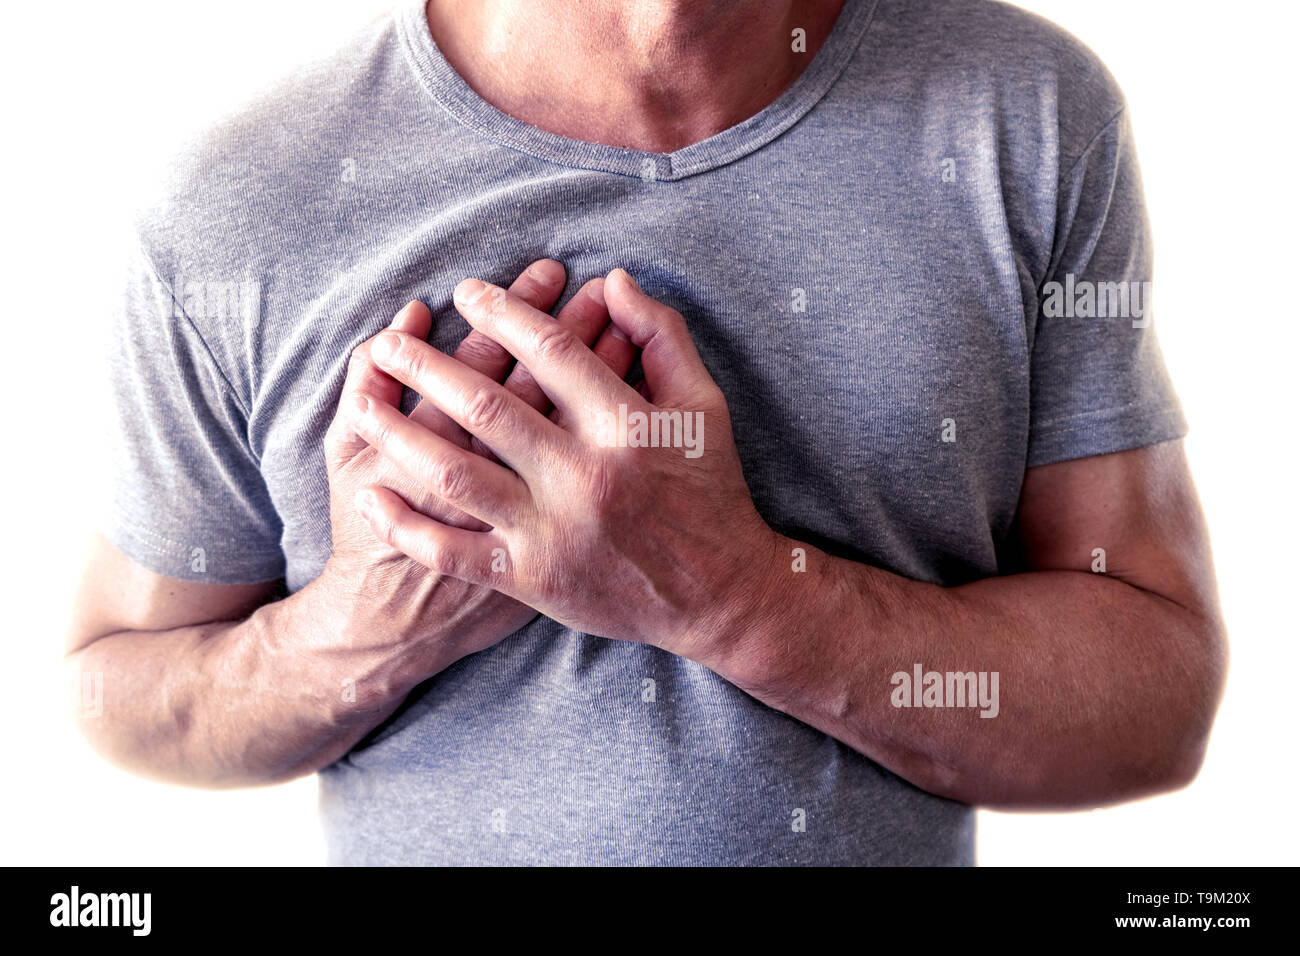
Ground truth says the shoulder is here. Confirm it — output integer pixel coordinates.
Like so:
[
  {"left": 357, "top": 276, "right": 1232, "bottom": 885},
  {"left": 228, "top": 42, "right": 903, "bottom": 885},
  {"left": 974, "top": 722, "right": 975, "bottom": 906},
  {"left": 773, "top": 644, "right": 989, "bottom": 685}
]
[
  {"left": 862, "top": 0, "right": 1128, "bottom": 161},
  {"left": 130, "top": 10, "right": 406, "bottom": 285}
]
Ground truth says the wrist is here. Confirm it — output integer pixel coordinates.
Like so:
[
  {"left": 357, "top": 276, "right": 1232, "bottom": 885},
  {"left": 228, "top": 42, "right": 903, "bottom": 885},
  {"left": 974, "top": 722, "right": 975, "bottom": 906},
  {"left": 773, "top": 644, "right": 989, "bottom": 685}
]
[
  {"left": 294, "top": 558, "right": 453, "bottom": 718},
  {"left": 662, "top": 526, "right": 801, "bottom": 683}
]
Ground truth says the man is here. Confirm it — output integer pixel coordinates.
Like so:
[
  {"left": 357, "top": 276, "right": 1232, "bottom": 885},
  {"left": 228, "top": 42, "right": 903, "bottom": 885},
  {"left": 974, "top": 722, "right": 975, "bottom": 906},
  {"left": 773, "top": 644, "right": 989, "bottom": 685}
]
[{"left": 69, "top": 0, "right": 1226, "bottom": 865}]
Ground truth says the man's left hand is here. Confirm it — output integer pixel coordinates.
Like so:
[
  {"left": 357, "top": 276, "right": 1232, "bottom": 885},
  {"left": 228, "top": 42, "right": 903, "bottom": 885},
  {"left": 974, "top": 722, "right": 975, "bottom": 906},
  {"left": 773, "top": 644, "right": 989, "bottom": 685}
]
[{"left": 351, "top": 268, "right": 784, "bottom": 659}]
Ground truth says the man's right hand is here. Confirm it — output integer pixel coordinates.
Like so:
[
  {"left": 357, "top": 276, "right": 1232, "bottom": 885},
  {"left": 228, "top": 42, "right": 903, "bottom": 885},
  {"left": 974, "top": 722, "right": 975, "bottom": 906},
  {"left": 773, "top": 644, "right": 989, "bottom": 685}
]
[
  {"left": 318, "top": 259, "right": 638, "bottom": 681},
  {"left": 66, "top": 258, "right": 636, "bottom": 786}
]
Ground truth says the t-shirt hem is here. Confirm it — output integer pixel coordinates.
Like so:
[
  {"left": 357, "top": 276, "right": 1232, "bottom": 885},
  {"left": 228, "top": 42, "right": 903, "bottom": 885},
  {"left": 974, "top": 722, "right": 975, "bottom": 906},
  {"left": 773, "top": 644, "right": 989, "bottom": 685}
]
[{"left": 100, "top": 518, "right": 286, "bottom": 586}]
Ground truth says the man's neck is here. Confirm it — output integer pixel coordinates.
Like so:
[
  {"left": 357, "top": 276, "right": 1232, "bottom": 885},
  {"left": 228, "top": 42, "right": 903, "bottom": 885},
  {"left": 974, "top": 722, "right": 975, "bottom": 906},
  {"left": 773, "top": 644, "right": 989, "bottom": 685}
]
[{"left": 425, "top": 0, "right": 845, "bottom": 154}]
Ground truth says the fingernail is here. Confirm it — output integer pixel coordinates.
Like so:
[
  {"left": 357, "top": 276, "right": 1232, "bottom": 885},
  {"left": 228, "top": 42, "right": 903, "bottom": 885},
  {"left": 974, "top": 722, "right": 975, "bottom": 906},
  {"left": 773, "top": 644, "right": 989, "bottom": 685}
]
[
  {"left": 393, "top": 301, "right": 420, "bottom": 326},
  {"left": 454, "top": 278, "right": 488, "bottom": 306},
  {"left": 613, "top": 268, "right": 641, "bottom": 293},
  {"left": 371, "top": 332, "right": 400, "bottom": 365},
  {"left": 354, "top": 393, "right": 372, "bottom": 416},
  {"left": 526, "top": 259, "right": 561, "bottom": 282},
  {"left": 608, "top": 323, "right": 630, "bottom": 341},
  {"left": 587, "top": 277, "right": 606, "bottom": 306}
]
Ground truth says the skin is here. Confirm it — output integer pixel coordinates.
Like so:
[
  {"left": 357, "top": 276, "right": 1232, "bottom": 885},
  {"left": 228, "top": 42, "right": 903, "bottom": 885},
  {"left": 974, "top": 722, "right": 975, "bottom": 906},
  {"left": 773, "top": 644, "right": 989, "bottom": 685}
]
[
  {"left": 425, "top": 0, "right": 847, "bottom": 153},
  {"left": 356, "top": 271, "right": 1227, "bottom": 810},
  {"left": 68, "top": 0, "right": 1227, "bottom": 807},
  {"left": 67, "top": 262, "right": 637, "bottom": 784}
]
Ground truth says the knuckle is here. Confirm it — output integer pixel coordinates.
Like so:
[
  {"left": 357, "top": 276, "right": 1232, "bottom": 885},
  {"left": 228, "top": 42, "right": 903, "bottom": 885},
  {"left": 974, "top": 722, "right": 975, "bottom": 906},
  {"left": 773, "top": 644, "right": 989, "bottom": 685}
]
[
  {"left": 456, "top": 333, "right": 507, "bottom": 370},
  {"left": 430, "top": 456, "right": 473, "bottom": 503},
  {"left": 530, "top": 324, "right": 580, "bottom": 363},
  {"left": 417, "top": 536, "right": 456, "bottom": 577},
  {"left": 532, "top": 557, "right": 568, "bottom": 601},
  {"left": 462, "top": 385, "right": 511, "bottom": 434},
  {"left": 393, "top": 336, "right": 422, "bottom": 375}
]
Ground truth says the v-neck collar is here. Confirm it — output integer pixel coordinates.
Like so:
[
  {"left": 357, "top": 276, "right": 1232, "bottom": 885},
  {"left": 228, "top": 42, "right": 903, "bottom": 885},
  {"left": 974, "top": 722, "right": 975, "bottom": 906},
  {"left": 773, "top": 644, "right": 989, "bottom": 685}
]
[{"left": 398, "top": 0, "right": 880, "bottom": 181}]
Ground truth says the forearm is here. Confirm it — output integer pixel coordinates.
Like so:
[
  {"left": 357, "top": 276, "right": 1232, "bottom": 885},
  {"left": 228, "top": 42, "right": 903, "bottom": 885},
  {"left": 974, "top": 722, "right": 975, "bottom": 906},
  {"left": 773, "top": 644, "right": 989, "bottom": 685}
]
[
  {"left": 66, "top": 566, "right": 452, "bottom": 788},
  {"left": 686, "top": 535, "right": 1226, "bottom": 810}
]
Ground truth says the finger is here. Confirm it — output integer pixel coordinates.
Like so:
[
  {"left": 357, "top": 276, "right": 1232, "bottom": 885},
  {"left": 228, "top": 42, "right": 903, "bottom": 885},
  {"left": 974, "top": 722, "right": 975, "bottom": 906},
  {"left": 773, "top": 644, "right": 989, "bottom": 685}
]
[
  {"left": 603, "top": 268, "right": 717, "bottom": 408},
  {"left": 357, "top": 485, "right": 505, "bottom": 587},
  {"left": 503, "top": 276, "right": 611, "bottom": 413},
  {"left": 369, "top": 329, "right": 570, "bottom": 475},
  {"left": 590, "top": 318, "right": 639, "bottom": 384},
  {"left": 468, "top": 279, "right": 641, "bottom": 454},
  {"left": 325, "top": 300, "right": 432, "bottom": 468},
  {"left": 467, "top": 276, "right": 621, "bottom": 458},
  {"left": 452, "top": 259, "right": 567, "bottom": 382},
  {"left": 412, "top": 259, "right": 566, "bottom": 439},
  {"left": 452, "top": 278, "right": 637, "bottom": 431},
  {"left": 546, "top": 312, "right": 641, "bottom": 430},
  {"left": 351, "top": 391, "right": 528, "bottom": 528}
]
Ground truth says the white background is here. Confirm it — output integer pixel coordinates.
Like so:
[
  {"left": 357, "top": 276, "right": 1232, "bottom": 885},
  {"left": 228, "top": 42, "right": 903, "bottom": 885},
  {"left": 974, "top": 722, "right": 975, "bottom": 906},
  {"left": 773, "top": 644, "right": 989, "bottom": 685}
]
[{"left": 0, "top": 1, "right": 1295, "bottom": 865}]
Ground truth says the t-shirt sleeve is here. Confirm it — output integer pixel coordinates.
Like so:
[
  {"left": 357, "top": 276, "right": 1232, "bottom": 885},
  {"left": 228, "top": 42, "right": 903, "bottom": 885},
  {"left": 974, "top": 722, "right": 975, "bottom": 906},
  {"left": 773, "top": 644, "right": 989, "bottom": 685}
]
[
  {"left": 1026, "top": 106, "right": 1188, "bottom": 468},
  {"left": 99, "top": 234, "right": 286, "bottom": 584}
]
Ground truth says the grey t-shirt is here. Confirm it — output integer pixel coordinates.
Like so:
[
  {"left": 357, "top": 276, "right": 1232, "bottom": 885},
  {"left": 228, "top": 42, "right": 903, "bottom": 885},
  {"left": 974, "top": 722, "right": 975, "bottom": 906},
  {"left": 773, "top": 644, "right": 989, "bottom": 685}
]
[{"left": 103, "top": 0, "right": 1186, "bottom": 864}]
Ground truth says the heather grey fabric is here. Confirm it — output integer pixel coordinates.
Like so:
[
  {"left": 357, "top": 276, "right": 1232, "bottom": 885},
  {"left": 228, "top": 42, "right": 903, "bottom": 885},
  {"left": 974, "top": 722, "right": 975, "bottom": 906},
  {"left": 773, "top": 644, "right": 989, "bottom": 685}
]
[{"left": 101, "top": 0, "right": 1186, "bottom": 864}]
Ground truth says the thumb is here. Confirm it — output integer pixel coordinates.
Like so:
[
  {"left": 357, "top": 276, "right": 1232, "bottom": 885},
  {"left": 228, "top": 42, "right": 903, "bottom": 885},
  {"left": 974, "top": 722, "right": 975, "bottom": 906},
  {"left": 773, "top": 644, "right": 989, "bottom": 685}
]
[{"left": 603, "top": 269, "right": 715, "bottom": 408}]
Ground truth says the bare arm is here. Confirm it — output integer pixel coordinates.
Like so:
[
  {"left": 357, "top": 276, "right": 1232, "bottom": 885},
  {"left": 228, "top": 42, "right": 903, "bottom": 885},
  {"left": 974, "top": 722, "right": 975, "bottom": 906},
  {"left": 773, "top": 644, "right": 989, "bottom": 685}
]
[
  {"left": 71, "top": 261, "right": 636, "bottom": 787},
  {"left": 351, "top": 274, "right": 1227, "bottom": 811},
  {"left": 700, "top": 440, "right": 1228, "bottom": 810},
  {"left": 65, "top": 535, "right": 442, "bottom": 787}
]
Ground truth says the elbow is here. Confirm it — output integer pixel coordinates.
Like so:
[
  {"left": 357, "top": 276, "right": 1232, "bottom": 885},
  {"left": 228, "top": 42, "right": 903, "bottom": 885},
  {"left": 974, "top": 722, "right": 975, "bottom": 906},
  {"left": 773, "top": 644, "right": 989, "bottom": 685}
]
[
  {"left": 63, "top": 649, "right": 149, "bottom": 780},
  {"left": 1159, "top": 734, "right": 1211, "bottom": 795},
  {"left": 63, "top": 619, "right": 120, "bottom": 743},
  {"left": 1135, "top": 611, "right": 1229, "bottom": 799},
  {"left": 958, "top": 613, "right": 1228, "bottom": 810},
  {"left": 64, "top": 645, "right": 109, "bottom": 745},
  {"left": 62, "top": 643, "right": 202, "bottom": 787},
  {"left": 1154, "top": 702, "right": 1217, "bottom": 795}
]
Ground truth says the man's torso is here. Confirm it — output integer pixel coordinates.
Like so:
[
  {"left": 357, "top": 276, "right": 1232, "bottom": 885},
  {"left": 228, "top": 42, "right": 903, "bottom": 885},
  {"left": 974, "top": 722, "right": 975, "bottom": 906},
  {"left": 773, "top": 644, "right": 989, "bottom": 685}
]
[{"left": 126, "top": 0, "right": 1128, "bottom": 864}]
